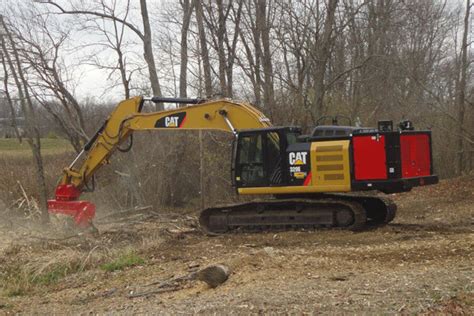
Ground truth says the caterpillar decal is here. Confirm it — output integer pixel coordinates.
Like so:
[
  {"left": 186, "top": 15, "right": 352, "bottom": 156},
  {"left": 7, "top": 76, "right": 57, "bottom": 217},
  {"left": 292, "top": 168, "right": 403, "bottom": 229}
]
[
  {"left": 288, "top": 150, "right": 310, "bottom": 185},
  {"left": 155, "top": 112, "right": 187, "bottom": 128},
  {"left": 289, "top": 152, "right": 308, "bottom": 165}
]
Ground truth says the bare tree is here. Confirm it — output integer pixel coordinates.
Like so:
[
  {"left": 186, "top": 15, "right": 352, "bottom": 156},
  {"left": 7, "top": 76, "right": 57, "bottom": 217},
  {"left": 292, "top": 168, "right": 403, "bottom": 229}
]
[
  {"left": 311, "top": 0, "right": 339, "bottom": 118},
  {"left": 179, "top": 0, "right": 195, "bottom": 98},
  {"left": 40, "top": 0, "right": 164, "bottom": 109},
  {"left": 195, "top": 0, "right": 213, "bottom": 97},
  {"left": 257, "top": 0, "right": 275, "bottom": 110},
  {"left": 10, "top": 6, "right": 88, "bottom": 152},
  {"left": 0, "top": 49, "right": 22, "bottom": 141},
  {"left": 202, "top": 0, "right": 243, "bottom": 97},
  {"left": 139, "top": 0, "right": 162, "bottom": 106},
  {"left": 77, "top": 0, "right": 139, "bottom": 100},
  {"left": 238, "top": 0, "right": 263, "bottom": 105},
  {"left": 224, "top": 1, "right": 243, "bottom": 98},
  {"left": 0, "top": 15, "right": 49, "bottom": 223}
]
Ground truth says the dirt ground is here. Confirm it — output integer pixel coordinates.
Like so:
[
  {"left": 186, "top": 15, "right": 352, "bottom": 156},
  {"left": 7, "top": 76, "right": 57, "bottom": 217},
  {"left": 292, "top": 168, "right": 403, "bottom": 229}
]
[{"left": 0, "top": 176, "right": 473, "bottom": 314}]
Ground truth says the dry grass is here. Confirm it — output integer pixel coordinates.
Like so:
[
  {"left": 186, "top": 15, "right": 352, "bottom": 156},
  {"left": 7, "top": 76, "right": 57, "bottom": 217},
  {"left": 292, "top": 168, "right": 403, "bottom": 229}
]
[
  {"left": 0, "top": 150, "right": 75, "bottom": 210},
  {"left": 0, "top": 220, "right": 162, "bottom": 298},
  {"left": 1, "top": 249, "right": 89, "bottom": 296},
  {"left": 0, "top": 138, "right": 73, "bottom": 157}
]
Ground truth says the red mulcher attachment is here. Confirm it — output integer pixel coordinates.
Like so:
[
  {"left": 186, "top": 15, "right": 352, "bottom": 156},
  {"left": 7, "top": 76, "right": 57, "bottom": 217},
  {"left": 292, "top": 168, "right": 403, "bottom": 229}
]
[{"left": 47, "top": 184, "right": 96, "bottom": 227}]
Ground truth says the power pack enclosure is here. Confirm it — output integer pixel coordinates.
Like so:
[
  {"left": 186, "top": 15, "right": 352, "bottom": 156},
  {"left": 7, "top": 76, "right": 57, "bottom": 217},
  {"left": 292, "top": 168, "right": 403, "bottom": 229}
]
[{"left": 351, "top": 130, "right": 436, "bottom": 193}]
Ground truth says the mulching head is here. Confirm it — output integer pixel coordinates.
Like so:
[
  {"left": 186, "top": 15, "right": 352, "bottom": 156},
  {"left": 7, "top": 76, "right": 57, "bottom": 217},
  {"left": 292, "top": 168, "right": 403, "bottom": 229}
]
[{"left": 47, "top": 184, "right": 95, "bottom": 227}]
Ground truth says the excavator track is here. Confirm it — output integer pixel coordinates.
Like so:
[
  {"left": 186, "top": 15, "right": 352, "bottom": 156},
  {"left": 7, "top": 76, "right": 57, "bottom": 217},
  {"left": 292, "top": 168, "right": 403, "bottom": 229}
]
[{"left": 199, "top": 194, "right": 396, "bottom": 234}]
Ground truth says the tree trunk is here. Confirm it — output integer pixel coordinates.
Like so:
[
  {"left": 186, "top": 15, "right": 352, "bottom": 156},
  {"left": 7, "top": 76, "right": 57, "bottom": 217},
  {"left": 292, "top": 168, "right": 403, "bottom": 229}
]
[
  {"left": 250, "top": 1, "right": 263, "bottom": 106},
  {"left": 216, "top": 0, "right": 228, "bottom": 96},
  {"left": 313, "top": 0, "right": 338, "bottom": 119},
  {"left": 179, "top": 0, "right": 194, "bottom": 98},
  {"left": 196, "top": 0, "right": 213, "bottom": 98},
  {"left": 0, "top": 48, "right": 22, "bottom": 142},
  {"left": 140, "top": 0, "right": 163, "bottom": 110},
  {"left": 112, "top": 18, "right": 131, "bottom": 100},
  {"left": 257, "top": 0, "right": 275, "bottom": 110},
  {"left": 224, "top": 1, "right": 243, "bottom": 98},
  {"left": 456, "top": 0, "right": 471, "bottom": 175}
]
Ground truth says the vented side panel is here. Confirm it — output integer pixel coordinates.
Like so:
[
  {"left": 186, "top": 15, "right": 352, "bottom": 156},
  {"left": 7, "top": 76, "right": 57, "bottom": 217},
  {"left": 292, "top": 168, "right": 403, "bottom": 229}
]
[{"left": 310, "top": 140, "right": 351, "bottom": 191}]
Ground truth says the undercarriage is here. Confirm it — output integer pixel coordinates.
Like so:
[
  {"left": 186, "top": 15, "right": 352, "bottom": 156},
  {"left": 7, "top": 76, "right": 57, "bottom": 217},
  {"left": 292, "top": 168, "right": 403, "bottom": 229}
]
[{"left": 199, "top": 194, "right": 396, "bottom": 234}]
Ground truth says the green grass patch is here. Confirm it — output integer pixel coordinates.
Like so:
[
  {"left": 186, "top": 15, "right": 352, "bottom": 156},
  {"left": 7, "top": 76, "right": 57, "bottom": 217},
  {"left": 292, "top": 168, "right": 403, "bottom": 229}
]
[
  {"left": 0, "top": 138, "right": 73, "bottom": 156},
  {"left": 31, "top": 265, "right": 74, "bottom": 286},
  {"left": 100, "top": 251, "right": 145, "bottom": 272},
  {"left": 1, "top": 261, "right": 83, "bottom": 297}
]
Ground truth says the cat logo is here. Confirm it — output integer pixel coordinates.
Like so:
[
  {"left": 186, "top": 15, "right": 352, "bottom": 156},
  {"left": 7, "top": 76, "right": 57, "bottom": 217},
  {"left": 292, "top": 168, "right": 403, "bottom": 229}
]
[
  {"left": 165, "top": 116, "right": 179, "bottom": 127},
  {"left": 289, "top": 152, "right": 308, "bottom": 165},
  {"left": 155, "top": 112, "right": 187, "bottom": 128}
]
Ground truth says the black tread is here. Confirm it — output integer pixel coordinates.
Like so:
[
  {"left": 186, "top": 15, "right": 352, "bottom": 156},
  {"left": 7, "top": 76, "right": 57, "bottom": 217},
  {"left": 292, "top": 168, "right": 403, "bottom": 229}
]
[
  {"left": 199, "top": 194, "right": 395, "bottom": 234},
  {"left": 200, "top": 198, "right": 368, "bottom": 234}
]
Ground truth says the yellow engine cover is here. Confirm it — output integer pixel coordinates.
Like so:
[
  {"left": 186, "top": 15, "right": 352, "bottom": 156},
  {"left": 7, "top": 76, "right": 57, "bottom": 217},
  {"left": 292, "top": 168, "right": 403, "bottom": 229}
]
[{"left": 309, "top": 140, "right": 351, "bottom": 192}]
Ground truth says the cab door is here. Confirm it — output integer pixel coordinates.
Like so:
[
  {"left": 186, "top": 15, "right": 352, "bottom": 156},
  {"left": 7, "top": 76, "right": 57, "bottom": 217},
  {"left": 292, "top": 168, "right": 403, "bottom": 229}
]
[
  {"left": 235, "top": 133, "right": 266, "bottom": 186},
  {"left": 234, "top": 131, "right": 284, "bottom": 187}
]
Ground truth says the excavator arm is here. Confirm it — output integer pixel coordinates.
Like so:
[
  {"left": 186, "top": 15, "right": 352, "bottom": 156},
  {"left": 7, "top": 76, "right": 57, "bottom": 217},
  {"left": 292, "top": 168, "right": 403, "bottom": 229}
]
[{"left": 48, "top": 96, "right": 271, "bottom": 226}]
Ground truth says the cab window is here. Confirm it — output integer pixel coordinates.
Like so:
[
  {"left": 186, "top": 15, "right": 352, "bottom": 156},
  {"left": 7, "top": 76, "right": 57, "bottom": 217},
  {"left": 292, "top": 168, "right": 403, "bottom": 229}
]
[
  {"left": 239, "top": 134, "right": 263, "bottom": 164},
  {"left": 237, "top": 134, "right": 265, "bottom": 186}
]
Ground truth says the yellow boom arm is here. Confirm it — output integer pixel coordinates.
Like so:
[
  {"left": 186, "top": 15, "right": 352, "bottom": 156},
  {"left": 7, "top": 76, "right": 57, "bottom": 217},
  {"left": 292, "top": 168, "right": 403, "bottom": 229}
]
[{"left": 61, "top": 96, "right": 272, "bottom": 189}]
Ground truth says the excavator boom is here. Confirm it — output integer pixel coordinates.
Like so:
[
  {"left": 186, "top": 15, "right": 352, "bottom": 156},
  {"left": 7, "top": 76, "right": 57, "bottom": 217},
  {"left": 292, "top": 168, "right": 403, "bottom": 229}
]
[{"left": 48, "top": 96, "right": 271, "bottom": 226}]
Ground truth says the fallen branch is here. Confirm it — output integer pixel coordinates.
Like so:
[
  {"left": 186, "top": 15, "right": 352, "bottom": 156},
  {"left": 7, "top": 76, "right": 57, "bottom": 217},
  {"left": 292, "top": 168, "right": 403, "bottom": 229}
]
[
  {"left": 95, "top": 206, "right": 153, "bottom": 223},
  {"left": 128, "top": 285, "right": 181, "bottom": 298},
  {"left": 145, "top": 274, "right": 192, "bottom": 288}
]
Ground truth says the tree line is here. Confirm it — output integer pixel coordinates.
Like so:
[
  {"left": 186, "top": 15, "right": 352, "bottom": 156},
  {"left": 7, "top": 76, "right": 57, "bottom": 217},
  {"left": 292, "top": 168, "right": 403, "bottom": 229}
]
[{"left": 0, "top": 0, "right": 472, "bottom": 219}]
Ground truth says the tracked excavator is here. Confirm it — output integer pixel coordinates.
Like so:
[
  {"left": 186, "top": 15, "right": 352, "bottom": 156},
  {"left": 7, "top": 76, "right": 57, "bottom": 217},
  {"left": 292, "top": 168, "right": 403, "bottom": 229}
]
[{"left": 48, "top": 96, "right": 438, "bottom": 233}]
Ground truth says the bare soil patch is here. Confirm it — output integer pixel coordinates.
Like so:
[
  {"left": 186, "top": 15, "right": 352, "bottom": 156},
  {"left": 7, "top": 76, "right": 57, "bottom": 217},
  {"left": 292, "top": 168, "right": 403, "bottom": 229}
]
[{"left": 0, "top": 176, "right": 473, "bottom": 314}]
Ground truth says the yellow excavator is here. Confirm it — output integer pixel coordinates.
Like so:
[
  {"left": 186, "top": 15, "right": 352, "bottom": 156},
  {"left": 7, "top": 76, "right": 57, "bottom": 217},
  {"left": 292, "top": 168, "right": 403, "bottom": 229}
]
[{"left": 48, "top": 96, "right": 438, "bottom": 233}]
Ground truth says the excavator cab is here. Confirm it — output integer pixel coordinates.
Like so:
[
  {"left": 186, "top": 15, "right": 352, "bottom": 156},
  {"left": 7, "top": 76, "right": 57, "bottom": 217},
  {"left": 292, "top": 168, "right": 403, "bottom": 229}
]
[{"left": 233, "top": 127, "right": 301, "bottom": 188}]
